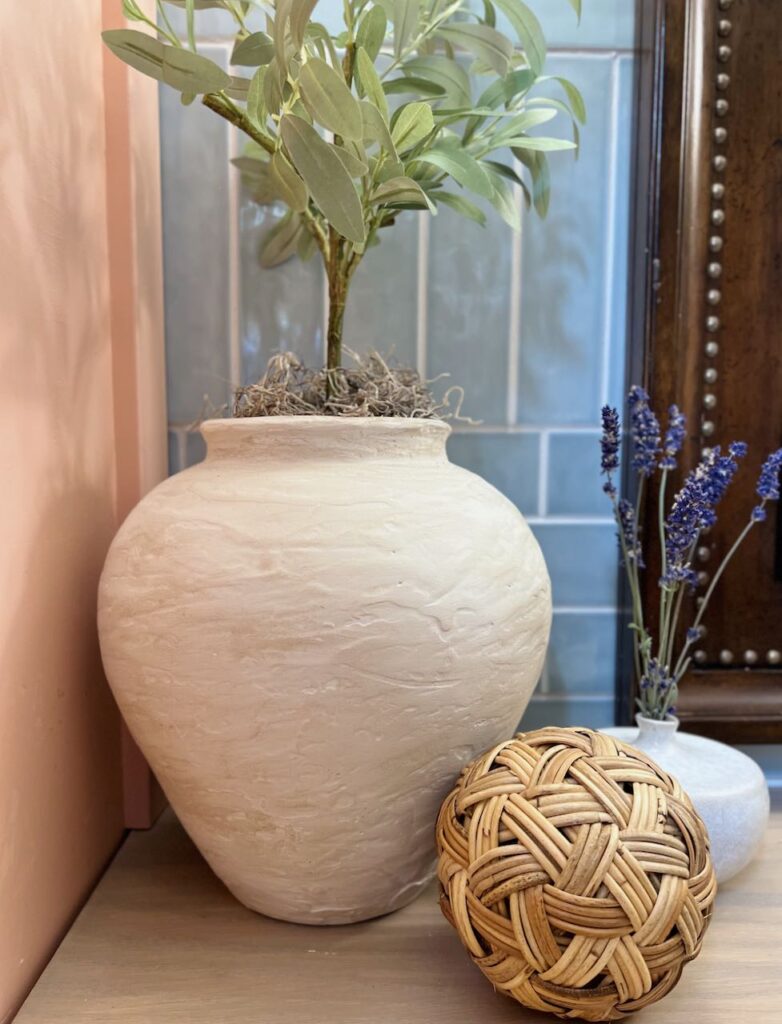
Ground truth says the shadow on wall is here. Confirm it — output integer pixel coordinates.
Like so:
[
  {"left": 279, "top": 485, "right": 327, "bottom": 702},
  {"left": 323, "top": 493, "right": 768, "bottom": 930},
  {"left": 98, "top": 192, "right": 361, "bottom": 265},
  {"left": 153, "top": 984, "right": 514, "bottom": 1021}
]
[{"left": 0, "top": 5, "right": 125, "bottom": 1014}]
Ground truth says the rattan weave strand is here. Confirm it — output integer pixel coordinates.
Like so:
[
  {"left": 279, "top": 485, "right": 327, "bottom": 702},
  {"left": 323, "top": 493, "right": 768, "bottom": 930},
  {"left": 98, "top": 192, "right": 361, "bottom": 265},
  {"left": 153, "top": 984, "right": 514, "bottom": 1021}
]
[{"left": 436, "top": 728, "right": 716, "bottom": 1021}]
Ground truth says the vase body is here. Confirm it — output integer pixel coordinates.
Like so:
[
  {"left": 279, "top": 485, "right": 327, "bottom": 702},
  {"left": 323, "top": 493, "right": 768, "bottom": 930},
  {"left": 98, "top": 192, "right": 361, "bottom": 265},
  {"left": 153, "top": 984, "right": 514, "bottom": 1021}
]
[
  {"left": 99, "top": 417, "right": 552, "bottom": 923},
  {"left": 603, "top": 714, "right": 769, "bottom": 883}
]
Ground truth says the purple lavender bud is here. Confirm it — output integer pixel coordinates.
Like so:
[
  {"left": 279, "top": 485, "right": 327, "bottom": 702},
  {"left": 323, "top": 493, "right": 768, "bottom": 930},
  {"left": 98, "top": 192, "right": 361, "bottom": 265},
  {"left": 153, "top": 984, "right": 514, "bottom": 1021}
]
[
  {"left": 628, "top": 386, "right": 661, "bottom": 477},
  {"left": 661, "top": 442, "right": 745, "bottom": 589},
  {"left": 729, "top": 441, "right": 748, "bottom": 459},
  {"left": 686, "top": 626, "right": 700, "bottom": 642},
  {"left": 756, "top": 448, "right": 782, "bottom": 502},
  {"left": 617, "top": 498, "right": 644, "bottom": 567},
  {"left": 600, "top": 405, "right": 620, "bottom": 477},
  {"left": 752, "top": 505, "right": 768, "bottom": 522},
  {"left": 660, "top": 404, "right": 686, "bottom": 470}
]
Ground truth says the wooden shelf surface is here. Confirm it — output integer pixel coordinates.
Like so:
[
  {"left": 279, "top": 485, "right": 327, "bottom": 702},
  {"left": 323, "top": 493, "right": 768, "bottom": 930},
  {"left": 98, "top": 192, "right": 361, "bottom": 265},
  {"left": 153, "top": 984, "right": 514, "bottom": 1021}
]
[{"left": 17, "top": 794, "right": 782, "bottom": 1023}]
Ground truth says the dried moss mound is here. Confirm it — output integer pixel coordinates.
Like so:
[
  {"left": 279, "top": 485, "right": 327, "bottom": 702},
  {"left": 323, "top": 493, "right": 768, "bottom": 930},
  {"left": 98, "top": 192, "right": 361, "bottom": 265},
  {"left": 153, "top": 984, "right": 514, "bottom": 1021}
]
[{"left": 232, "top": 351, "right": 466, "bottom": 419}]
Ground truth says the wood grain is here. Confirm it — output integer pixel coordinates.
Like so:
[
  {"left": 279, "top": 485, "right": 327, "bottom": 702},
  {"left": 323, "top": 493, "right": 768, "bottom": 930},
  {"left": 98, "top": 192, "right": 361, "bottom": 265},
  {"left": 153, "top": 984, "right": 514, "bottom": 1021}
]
[
  {"left": 626, "top": 0, "right": 782, "bottom": 742},
  {"left": 16, "top": 794, "right": 782, "bottom": 1023}
]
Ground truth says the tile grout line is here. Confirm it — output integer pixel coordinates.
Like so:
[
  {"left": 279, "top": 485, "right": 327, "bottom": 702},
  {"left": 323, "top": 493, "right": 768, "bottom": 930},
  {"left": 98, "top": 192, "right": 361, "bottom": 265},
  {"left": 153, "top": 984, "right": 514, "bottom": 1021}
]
[
  {"left": 599, "top": 54, "right": 621, "bottom": 407},
  {"left": 528, "top": 694, "right": 614, "bottom": 704},
  {"left": 416, "top": 213, "right": 430, "bottom": 378},
  {"left": 506, "top": 178, "right": 523, "bottom": 425},
  {"left": 451, "top": 424, "right": 602, "bottom": 435},
  {"left": 526, "top": 515, "right": 614, "bottom": 525},
  {"left": 537, "top": 430, "right": 550, "bottom": 517},
  {"left": 553, "top": 605, "right": 618, "bottom": 614}
]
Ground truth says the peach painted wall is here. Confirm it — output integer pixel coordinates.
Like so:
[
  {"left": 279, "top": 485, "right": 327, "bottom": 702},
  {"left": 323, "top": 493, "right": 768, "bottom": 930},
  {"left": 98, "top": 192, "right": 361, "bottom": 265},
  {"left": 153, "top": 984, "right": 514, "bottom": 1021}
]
[{"left": 0, "top": 0, "right": 165, "bottom": 1017}]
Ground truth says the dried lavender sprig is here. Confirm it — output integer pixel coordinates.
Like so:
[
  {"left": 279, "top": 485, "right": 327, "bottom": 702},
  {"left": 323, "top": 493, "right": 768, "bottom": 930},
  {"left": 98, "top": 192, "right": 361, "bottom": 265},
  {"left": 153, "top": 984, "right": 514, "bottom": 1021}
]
[
  {"left": 628, "top": 386, "right": 661, "bottom": 477},
  {"left": 600, "top": 405, "right": 620, "bottom": 496},
  {"left": 752, "top": 448, "right": 782, "bottom": 520},
  {"left": 636, "top": 658, "right": 678, "bottom": 720},
  {"left": 661, "top": 443, "right": 747, "bottom": 590},
  {"left": 660, "top": 405, "right": 686, "bottom": 470}
]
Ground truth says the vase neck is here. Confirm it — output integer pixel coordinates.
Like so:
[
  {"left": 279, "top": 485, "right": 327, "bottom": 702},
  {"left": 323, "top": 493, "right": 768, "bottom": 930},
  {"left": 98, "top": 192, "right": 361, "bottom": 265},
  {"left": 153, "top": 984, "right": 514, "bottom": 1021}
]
[
  {"left": 200, "top": 416, "right": 451, "bottom": 462},
  {"left": 634, "top": 713, "right": 679, "bottom": 756}
]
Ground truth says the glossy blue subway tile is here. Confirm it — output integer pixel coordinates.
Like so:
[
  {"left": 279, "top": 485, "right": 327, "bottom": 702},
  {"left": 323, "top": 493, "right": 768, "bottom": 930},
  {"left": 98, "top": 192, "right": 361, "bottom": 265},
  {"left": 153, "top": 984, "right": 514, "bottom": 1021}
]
[
  {"left": 607, "top": 55, "right": 634, "bottom": 413},
  {"left": 547, "top": 431, "right": 606, "bottom": 515},
  {"left": 538, "top": 0, "right": 635, "bottom": 51},
  {"left": 428, "top": 200, "right": 513, "bottom": 424},
  {"left": 530, "top": 523, "right": 618, "bottom": 606},
  {"left": 160, "top": 46, "right": 232, "bottom": 423},
  {"left": 546, "top": 611, "right": 618, "bottom": 695},
  {"left": 516, "top": 54, "right": 628, "bottom": 426},
  {"left": 520, "top": 696, "right": 616, "bottom": 731},
  {"left": 239, "top": 196, "right": 324, "bottom": 383},
  {"left": 343, "top": 212, "right": 419, "bottom": 366},
  {"left": 447, "top": 431, "right": 539, "bottom": 516}
]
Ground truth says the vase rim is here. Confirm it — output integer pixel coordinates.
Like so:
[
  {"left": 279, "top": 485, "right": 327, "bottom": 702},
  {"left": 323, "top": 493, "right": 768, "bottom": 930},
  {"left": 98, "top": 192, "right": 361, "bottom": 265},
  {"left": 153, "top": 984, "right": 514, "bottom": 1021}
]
[
  {"left": 201, "top": 415, "right": 451, "bottom": 433},
  {"left": 635, "top": 712, "right": 679, "bottom": 729},
  {"left": 200, "top": 415, "right": 452, "bottom": 460}
]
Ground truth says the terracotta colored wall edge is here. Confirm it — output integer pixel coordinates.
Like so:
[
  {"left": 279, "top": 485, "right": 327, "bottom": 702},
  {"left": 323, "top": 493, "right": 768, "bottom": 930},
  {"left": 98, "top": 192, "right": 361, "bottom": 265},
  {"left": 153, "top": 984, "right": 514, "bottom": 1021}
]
[{"left": 102, "top": 0, "right": 169, "bottom": 829}]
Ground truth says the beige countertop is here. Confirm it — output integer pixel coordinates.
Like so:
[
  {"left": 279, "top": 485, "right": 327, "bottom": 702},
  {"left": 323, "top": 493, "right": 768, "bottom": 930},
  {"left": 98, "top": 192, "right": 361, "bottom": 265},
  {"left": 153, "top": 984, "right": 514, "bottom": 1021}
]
[{"left": 17, "top": 793, "right": 782, "bottom": 1023}]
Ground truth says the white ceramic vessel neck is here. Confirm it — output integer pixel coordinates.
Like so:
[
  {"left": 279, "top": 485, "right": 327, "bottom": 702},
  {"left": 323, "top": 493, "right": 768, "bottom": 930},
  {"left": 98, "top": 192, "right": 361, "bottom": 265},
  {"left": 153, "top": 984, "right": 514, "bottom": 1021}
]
[
  {"left": 201, "top": 416, "right": 452, "bottom": 463},
  {"left": 635, "top": 713, "right": 679, "bottom": 758}
]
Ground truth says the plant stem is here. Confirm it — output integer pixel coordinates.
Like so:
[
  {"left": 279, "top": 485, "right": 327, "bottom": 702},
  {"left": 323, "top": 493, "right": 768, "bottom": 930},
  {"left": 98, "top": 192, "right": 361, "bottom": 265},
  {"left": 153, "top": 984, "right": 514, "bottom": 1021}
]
[
  {"left": 326, "top": 256, "right": 347, "bottom": 372},
  {"left": 672, "top": 511, "right": 760, "bottom": 679},
  {"left": 202, "top": 92, "right": 276, "bottom": 154}
]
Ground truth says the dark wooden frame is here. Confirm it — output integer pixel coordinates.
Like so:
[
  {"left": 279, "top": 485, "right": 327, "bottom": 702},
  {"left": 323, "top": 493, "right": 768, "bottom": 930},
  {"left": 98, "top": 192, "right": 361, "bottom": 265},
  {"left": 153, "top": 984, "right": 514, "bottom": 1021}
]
[{"left": 620, "top": 0, "right": 782, "bottom": 742}]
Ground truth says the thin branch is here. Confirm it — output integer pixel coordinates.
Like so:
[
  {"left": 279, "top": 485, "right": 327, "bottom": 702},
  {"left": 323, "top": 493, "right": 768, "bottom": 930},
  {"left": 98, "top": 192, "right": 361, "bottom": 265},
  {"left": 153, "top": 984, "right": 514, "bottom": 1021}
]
[{"left": 202, "top": 92, "right": 276, "bottom": 154}]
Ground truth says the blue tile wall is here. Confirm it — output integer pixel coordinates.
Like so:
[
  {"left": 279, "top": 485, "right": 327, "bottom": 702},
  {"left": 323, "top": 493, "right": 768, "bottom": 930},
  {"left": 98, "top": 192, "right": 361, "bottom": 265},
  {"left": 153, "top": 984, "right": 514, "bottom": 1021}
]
[
  {"left": 521, "top": 697, "right": 615, "bottom": 731},
  {"left": 428, "top": 200, "right": 514, "bottom": 423},
  {"left": 240, "top": 196, "right": 325, "bottom": 380},
  {"left": 531, "top": 524, "right": 619, "bottom": 607},
  {"left": 159, "top": 6, "right": 637, "bottom": 730},
  {"left": 545, "top": 612, "right": 618, "bottom": 695},
  {"left": 160, "top": 44, "right": 232, "bottom": 424},
  {"left": 447, "top": 432, "right": 539, "bottom": 516},
  {"left": 547, "top": 431, "right": 606, "bottom": 516},
  {"left": 517, "top": 52, "right": 630, "bottom": 426}
]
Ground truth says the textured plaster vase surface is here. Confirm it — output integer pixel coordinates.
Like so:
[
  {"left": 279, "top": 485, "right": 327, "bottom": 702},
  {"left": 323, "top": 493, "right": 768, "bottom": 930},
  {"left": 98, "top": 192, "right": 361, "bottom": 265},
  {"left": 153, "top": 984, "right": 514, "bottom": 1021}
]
[
  {"left": 603, "top": 714, "right": 769, "bottom": 883},
  {"left": 99, "top": 417, "right": 552, "bottom": 923}
]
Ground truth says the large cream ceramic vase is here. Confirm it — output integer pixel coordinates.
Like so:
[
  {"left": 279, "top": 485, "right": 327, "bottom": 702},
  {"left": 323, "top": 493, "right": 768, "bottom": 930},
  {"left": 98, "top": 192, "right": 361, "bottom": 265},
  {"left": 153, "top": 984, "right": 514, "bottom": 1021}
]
[{"left": 99, "top": 417, "right": 551, "bottom": 924}]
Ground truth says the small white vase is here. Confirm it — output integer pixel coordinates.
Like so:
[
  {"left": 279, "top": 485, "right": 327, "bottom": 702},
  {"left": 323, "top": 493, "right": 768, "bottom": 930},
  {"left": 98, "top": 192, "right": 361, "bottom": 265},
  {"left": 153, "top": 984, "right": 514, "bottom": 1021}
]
[{"left": 603, "top": 714, "right": 769, "bottom": 883}]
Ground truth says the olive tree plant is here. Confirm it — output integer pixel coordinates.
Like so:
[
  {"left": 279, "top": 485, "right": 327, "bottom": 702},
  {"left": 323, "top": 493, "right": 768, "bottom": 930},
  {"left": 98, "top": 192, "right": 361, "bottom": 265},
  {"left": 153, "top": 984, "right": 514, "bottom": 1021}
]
[{"left": 106, "top": 0, "right": 584, "bottom": 373}]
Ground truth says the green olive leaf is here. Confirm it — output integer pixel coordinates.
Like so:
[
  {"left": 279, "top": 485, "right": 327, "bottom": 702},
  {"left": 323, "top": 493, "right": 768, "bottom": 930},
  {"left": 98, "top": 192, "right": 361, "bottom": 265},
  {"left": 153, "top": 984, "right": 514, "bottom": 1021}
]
[
  {"left": 231, "top": 31, "right": 275, "bottom": 67},
  {"left": 280, "top": 115, "right": 365, "bottom": 242},
  {"left": 393, "top": 0, "right": 420, "bottom": 58},
  {"left": 398, "top": 56, "right": 471, "bottom": 107},
  {"left": 432, "top": 190, "right": 487, "bottom": 226},
  {"left": 435, "top": 23, "right": 512, "bottom": 77},
  {"left": 270, "top": 150, "right": 309, "bottom": 212},
  {"left": 103, "top": 30, "right": 232, "bottom": 93},
  {"left": 332, "top": 144, "right": 369, "bottom": 178},
  {"left": 371, "top": 176, "right": 434, "bottom": 211},
  {"left": 247, "top": 67, "right": 267, "bottom": 127},
  {"left": 354, "top": 47, "right": 388, "bottom": 119},
  {"left": 390, "top": 101, "right": 434, "bottom": 152},
  {"left": 298, "top": 57, "right": 363, "bottom": 140},
  {"left": 259, "top": 212, "right": 303, "bottom": 268},
  {"left": 290, "top": 0, "right": 320, "bottom": 48},
  {"left": 360, "top": 100, "right": 398, "bottom": 159},
  {"left": 415, "top": 147, "right": 494, "bottom": 200},
  {"left": 491, "top": 0, "right": 546, "bottom": 75},
  {"left": 356, "top": 5, "right": 387, "bottom": 61}
]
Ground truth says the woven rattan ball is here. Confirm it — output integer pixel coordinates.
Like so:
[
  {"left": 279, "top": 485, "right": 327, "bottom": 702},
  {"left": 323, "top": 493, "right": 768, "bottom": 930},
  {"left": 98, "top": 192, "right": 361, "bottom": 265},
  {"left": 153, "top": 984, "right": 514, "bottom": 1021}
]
[{"left": 436, "top": 727, "right": 716, "bottom": 1022}]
